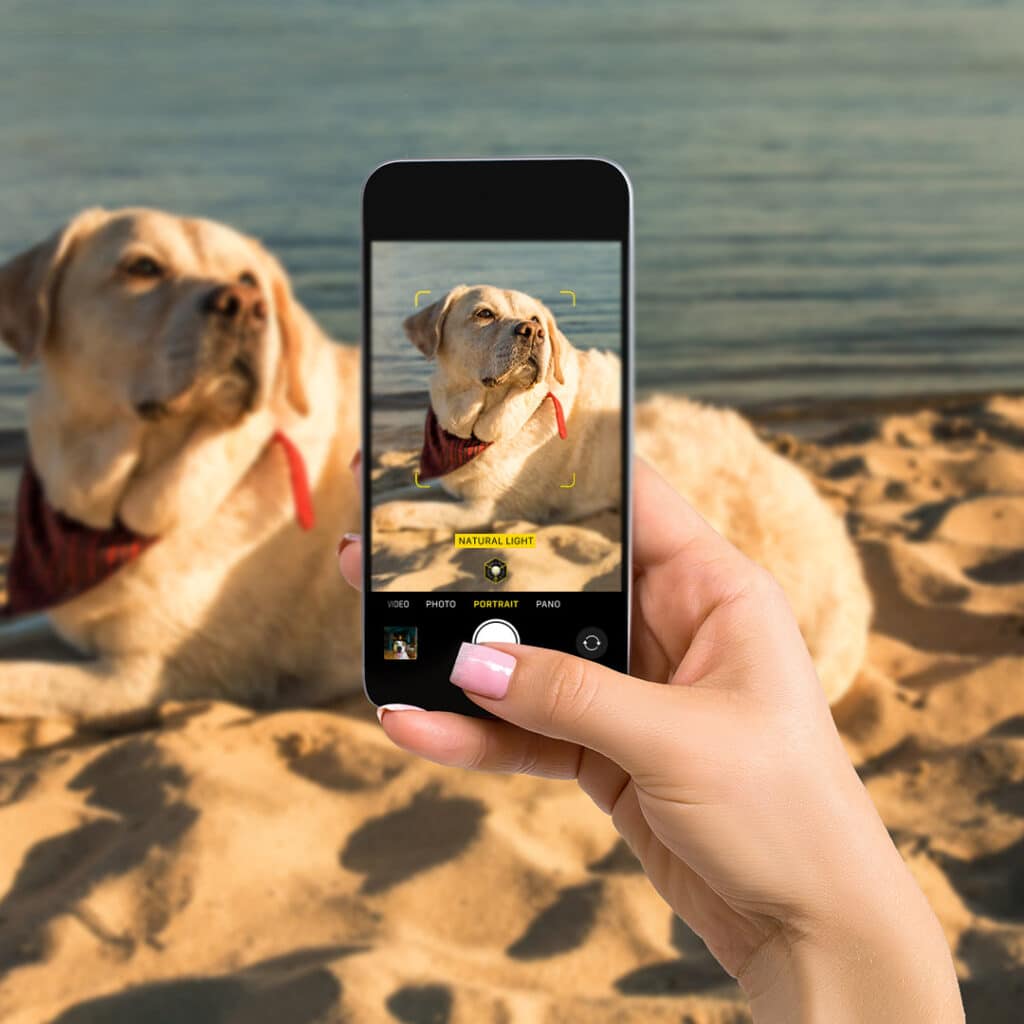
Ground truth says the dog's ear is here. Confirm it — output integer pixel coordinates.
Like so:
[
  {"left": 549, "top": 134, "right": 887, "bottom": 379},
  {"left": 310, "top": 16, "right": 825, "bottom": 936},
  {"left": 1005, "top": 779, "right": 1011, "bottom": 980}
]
[
  {"left": 403, "top": 285, "right": 466, "bottom": 359},
  {"left": 542, "top": 306, "right": 567, "bottom": 386},
  {"left": 0, "top": 208, "right": 106, "bottom": 365},
  {"left": 261, "top": 251, "right": 310, "bottom": 416}
]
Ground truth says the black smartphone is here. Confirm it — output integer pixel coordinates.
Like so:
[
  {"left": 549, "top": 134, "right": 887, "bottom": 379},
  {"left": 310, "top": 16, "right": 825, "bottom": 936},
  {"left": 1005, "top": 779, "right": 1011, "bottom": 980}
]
[{"left": 361, "top": 158, "right": 632, "bottom": 717}]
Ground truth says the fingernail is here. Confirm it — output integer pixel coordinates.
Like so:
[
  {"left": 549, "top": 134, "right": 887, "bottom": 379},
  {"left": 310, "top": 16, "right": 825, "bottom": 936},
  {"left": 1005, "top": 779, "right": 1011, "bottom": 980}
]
[
  {"left": 377, "top": 702, "right": 424, "bottom": 723},
  {"left": 450, "top": 642, "right": 516, "bottom": 700},
  {"left": 337, "top": 532, "right": 360, "bottom": 557}
]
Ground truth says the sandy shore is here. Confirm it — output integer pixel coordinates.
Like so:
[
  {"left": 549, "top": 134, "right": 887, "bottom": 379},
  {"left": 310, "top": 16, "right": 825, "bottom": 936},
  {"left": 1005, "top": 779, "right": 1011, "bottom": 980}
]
[
  {"left": 370, "top": 449, "right": 622, "bottom": 593},
  {"left": 0, "top": 393, "right": 1022, "bottom": 1021}
]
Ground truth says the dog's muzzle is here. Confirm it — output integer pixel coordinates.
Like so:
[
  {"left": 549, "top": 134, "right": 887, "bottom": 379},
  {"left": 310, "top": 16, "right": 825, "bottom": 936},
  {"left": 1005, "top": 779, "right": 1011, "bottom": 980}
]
[
  {"left": 133, "top": 282, "right": 268, "bottom": 420},
  {"left": 482, "top": 320, "right": 544, "bottom": 388}
]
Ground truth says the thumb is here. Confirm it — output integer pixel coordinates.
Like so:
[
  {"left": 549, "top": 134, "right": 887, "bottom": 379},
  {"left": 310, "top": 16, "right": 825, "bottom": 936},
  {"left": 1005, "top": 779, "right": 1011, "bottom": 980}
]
[{"left": 450, "top": 642, "right": 710, "bottom": 780}]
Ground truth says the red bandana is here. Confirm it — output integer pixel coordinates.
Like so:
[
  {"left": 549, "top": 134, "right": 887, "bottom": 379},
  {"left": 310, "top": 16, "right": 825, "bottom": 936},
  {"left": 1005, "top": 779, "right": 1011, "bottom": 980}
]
[
  {"left": 419, "top": 391, "right": 567, "bottom": 481},
  {"left": 1, "top": 429, "right": 314, "bottom": 619}
]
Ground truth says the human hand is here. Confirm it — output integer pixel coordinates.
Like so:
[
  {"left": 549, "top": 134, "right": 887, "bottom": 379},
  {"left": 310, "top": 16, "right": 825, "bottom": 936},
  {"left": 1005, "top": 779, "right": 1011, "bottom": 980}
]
[{"left": 339, "top": 456, "right": 963, "bottom": 1022}]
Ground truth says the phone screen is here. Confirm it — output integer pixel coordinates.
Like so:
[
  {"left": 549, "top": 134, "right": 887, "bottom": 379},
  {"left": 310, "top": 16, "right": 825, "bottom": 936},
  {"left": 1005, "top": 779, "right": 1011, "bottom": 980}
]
[{"left": 362, "top": 161, "right": 631, "bottom": 715}]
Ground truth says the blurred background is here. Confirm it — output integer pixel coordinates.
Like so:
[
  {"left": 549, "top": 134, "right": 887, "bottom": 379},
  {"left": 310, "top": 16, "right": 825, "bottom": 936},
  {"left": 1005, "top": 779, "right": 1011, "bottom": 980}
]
[{"left": 3, "top": 0, "right": 1023, "bottom": 427}]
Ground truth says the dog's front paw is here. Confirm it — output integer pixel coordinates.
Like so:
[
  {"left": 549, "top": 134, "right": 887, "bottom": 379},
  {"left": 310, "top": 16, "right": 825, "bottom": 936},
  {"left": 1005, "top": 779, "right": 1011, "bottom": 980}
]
[{"left": 372, "top": 501, "right": 420, "bottom": 532}]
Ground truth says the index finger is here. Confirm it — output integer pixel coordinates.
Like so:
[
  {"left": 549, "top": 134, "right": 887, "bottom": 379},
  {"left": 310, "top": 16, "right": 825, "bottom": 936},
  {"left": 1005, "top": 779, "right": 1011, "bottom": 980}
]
[
  {"left": 629, "top": 457, "right": 762, "bottom": 681},
  {"left": 631, "top": 456, "right": 742, "bottom": 576}
]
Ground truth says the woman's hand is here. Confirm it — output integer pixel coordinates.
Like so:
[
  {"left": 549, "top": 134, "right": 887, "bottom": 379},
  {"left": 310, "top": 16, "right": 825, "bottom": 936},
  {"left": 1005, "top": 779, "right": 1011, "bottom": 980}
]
[{"left": 339, "top": 457, "right": 963, "bottom": 1022}]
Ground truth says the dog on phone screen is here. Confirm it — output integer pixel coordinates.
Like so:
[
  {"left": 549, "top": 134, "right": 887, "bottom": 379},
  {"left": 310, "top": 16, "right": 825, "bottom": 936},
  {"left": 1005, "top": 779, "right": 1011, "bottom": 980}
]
[
  {"left": 373, "top": 284, "right": 621, "bottom": 533},
  {"left": 375, "top": 284, "right": 871, "bottom": 703},
  {"left": 0, "top": 208, "right": 361, "bottom": 724}
]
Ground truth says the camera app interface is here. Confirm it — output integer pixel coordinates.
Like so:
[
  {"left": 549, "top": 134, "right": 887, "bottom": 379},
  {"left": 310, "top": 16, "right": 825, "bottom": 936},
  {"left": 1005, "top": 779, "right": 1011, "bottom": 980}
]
[{"left": 370, "top": 241, "right": 623, "bottom": 595}]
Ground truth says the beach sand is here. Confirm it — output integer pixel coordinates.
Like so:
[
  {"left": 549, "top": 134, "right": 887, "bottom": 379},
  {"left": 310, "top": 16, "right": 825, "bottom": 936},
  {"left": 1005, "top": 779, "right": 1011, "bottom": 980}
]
[
  {"left": 370, "top": 450, "right": 622, "bottom": 593},
  {"left": 0, "top": 393, "right": 1022, "bottom": 1022}
]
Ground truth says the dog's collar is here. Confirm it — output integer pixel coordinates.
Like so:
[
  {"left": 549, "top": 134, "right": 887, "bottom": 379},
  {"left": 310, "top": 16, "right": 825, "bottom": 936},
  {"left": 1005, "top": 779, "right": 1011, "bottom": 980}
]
[
  {"left": 419, "top": 390, "right": 567, "bottom": 481},
  {"left": 1, "top": 429, "right": 314, "bottom": 619}
]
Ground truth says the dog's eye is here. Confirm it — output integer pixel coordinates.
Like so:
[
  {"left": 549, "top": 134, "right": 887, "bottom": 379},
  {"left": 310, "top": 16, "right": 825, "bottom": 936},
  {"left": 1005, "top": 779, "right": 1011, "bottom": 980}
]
[
  {"left": 475, "top": 308, "right": 494, "bottom": 320},
  {"left": 239, "top": 271, "right": 258, "bottom": 287},
  {"left": 124, "top": 256, "right": 163, "bottom": 279},
  {"left": 531, "top": 316, "right": 541, "bottom": 324}
]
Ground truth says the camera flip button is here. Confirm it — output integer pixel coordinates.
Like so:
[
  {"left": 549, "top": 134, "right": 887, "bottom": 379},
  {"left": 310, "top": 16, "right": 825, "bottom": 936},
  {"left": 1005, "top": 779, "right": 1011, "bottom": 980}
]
[{"left": 575, "top": 627, "right": 608, "bottom": 660}]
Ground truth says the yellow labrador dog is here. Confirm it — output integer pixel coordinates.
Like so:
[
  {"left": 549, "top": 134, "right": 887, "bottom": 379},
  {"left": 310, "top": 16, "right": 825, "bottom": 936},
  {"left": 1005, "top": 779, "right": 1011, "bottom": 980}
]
[
  {"left": 0, "top": 208, "right": 360, "bottom": 723},
  {"left": 378, "top": 284, "right": 871, "bottom": 703},
  {"left": 374, "top": 284, "right": 620, "bottom": 531}
]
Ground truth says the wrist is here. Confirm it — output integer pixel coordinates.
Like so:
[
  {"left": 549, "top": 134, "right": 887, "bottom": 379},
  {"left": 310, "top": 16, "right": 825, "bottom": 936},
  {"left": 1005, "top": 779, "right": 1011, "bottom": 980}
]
[{"left": 740, "top": 876, "right": 963, "bottom": 1024}]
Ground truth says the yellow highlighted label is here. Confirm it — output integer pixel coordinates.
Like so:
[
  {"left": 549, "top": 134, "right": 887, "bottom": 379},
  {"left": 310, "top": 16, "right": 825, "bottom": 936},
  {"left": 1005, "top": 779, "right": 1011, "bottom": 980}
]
[{"left": 455, "top": 533, "right": 536, "bottom": 549}]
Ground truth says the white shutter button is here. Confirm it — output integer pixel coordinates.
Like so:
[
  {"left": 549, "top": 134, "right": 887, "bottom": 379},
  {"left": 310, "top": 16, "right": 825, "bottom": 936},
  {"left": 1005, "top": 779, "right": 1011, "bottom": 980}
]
[{"left": 472, "top": 619, "right": 520, "bottom": 645}]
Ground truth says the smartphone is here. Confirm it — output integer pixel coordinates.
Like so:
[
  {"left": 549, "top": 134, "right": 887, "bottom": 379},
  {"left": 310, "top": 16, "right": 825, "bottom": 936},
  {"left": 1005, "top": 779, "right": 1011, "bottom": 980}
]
[{"left": 361, "top": 158, "right": 633, "bottom": 717}]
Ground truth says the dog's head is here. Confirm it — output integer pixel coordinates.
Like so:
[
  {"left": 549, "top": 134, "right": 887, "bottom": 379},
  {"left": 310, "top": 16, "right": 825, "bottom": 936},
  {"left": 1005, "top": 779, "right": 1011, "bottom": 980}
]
[
  {"left": 405, "top": 284, "right": 566, "bottom": 390},
  {"left": 0, "top": 207, "right": 310, "bottom": 428}
]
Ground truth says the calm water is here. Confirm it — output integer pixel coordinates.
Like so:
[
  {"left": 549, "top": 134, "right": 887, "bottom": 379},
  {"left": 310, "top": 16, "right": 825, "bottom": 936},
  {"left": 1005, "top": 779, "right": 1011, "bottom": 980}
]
[{"left": 2, "top": 0, "right": 1023, "bottom": 431}]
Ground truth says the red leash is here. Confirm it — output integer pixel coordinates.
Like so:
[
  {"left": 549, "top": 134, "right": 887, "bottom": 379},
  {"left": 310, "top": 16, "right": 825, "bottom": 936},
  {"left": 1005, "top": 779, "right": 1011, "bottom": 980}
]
[
  {"left": 546, "top": 390, "right": 568, "bottom": 440},
  {"left": 270, "top": 429, "right": 316, "bottom": 531}
]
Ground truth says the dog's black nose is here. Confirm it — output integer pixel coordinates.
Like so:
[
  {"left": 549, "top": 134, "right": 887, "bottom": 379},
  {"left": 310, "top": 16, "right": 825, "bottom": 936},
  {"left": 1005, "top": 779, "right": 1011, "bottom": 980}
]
[
  {"left": 202, "top": 283, "right": 267, "bottom": 323},
  {"left": 514, "top": 320, "right": 542, "bottom": 341}
]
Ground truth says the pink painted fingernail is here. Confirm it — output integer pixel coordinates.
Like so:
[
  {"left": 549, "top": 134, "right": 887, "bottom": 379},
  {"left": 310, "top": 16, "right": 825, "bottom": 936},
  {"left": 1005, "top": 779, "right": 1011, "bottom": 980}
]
[
  {"left": 450, "top": 642, "right": 516, "bottom": 699},
  {"left": 377, "top": 702, "right": 424, "bottom": 723},
  {"left": 337, "top": 532, "right": 360, "bottom": 557}
]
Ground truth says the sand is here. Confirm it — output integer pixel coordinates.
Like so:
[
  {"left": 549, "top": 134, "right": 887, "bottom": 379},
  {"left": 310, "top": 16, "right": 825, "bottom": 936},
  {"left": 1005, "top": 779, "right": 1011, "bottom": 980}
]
[
  {"left": 0, "top": 393, "right": 1022, "bottom": 1022},
  {"left": 370, "top": 450, "right": 621, "bottom": 593}
]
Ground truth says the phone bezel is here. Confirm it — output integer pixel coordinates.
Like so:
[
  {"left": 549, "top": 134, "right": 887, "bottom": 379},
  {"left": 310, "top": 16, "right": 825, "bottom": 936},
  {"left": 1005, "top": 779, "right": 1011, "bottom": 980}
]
[{"left": 360, "top": 158, "right": 634, "bottom": 710}]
